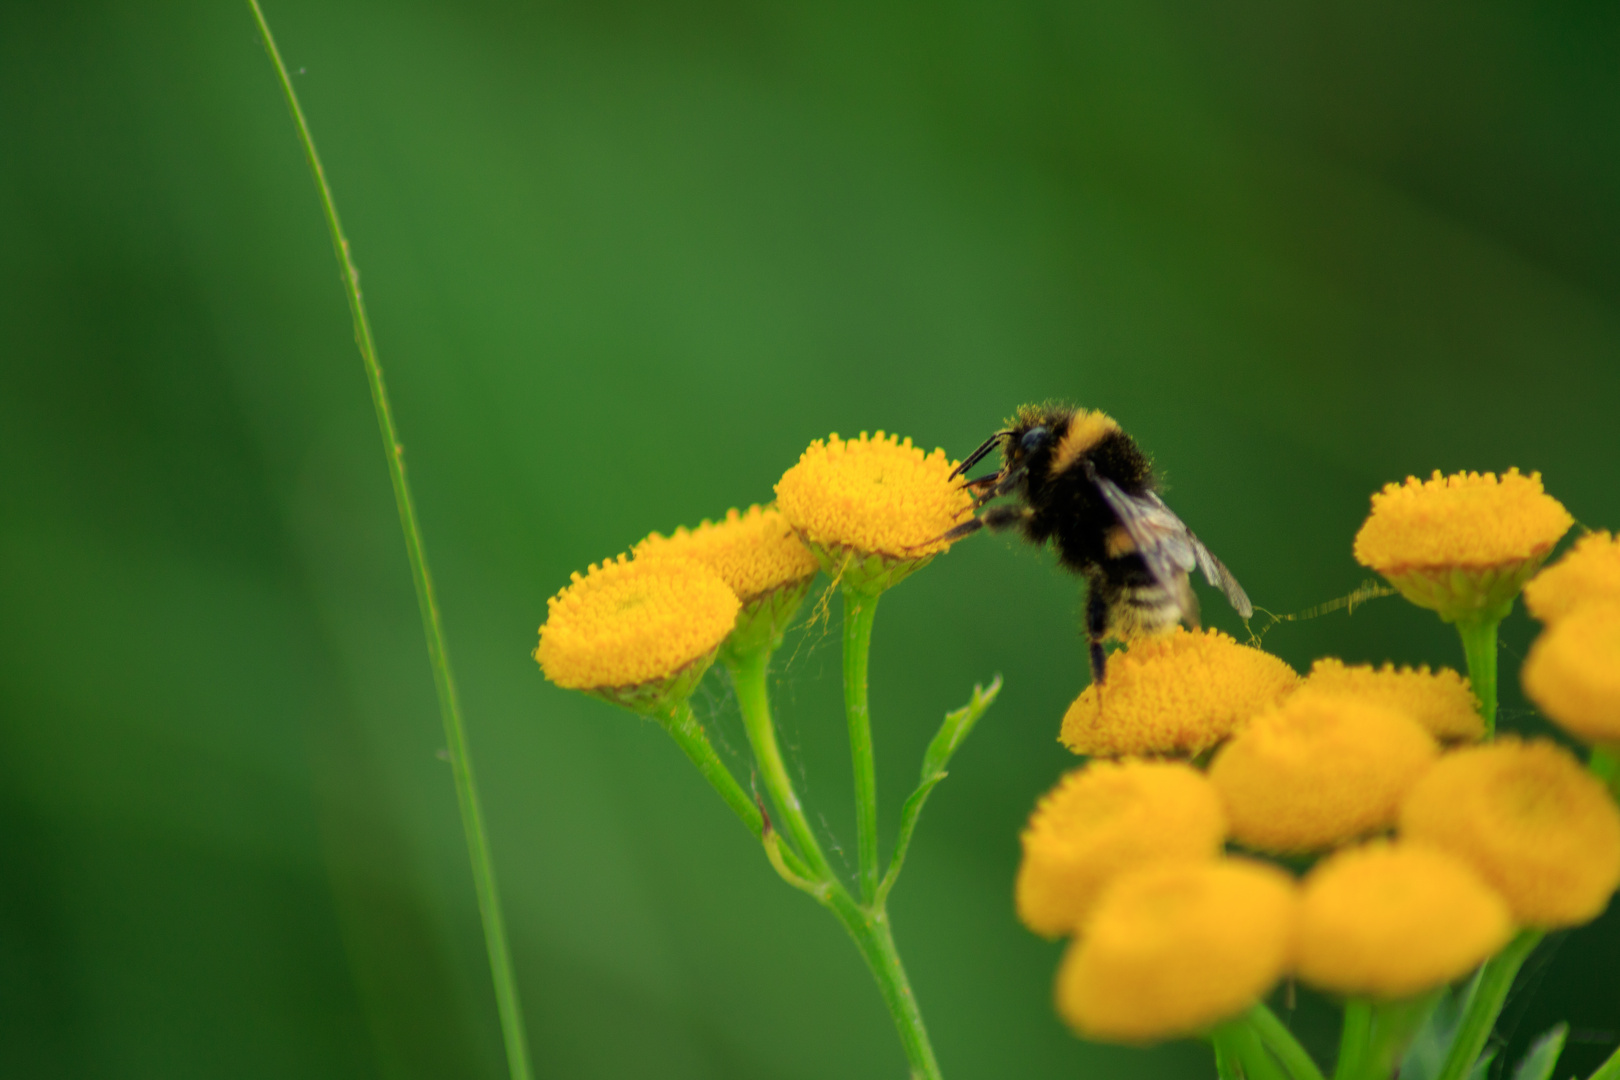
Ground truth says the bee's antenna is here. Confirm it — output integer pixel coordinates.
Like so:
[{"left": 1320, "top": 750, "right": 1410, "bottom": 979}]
[{"left": 950, "top": 430, "right": 1012, "bottom": 480}]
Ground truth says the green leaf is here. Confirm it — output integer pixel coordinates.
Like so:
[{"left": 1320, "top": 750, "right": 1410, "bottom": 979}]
[
  {"left": 1509, "top": 1024, "right": 1568, "bottom": 1080},
  {"left": 1401, "top": 976, "right": 1478, "bottom": 1080},
  {"left": 873, "top": 676, "right": 1001, "bottom": 906},
  {"left": 920, "top": 674, "right": 1002, "bottom": 780}
]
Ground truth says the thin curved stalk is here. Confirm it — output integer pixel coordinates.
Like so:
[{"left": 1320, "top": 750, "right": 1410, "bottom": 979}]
[{"left": 246, "top": 5, "right": 532, "bottom": 1077}]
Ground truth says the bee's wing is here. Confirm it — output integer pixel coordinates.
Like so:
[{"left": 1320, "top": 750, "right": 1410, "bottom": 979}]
[
  {"left": 1189, "top": 536, "right": 1254, "bottom": 619},
  {"left": 1093, "top": 477, "right": 1254, "bottom": 619}
]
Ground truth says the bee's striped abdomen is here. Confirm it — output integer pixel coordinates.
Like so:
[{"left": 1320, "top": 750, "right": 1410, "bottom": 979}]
[{"left": 1108, "top": 576, "right": 1193, "bottom": 640}]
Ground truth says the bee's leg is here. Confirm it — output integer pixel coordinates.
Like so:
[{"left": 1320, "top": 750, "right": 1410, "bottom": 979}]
[
  {"left": 963, "top": 473, "right": 1001, "bottom": 507},
  {"left": 1085, "top": 587, "right": 1110, "bottom": 685},
  {"left": 978, "top": 504, "right": 1030, "bottom": 533},
  {"left": 933, "top": 518, "right": 985, "bottom": 544},
  {"left": 990, "top": 467, "right": 1027, "bottom": 498},
  {"left": 919, "top": 504, "right": 1029, "bottom": 551}
]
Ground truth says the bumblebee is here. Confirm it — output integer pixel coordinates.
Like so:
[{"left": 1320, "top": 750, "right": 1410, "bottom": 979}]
[{"left": 942, "top": 404, "right": 1252, "bottom": 682}]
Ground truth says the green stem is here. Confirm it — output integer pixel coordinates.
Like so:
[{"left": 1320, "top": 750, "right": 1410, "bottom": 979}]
[
  {"left": 1213, "top": 1014, "right": 1289, "bottom": 1080},
  {"left": 842, "top": 586, "right": 883, "bottom": 902},
  {"left": 659, "top": 701, "right": 765, "bottom": 839},
  {"left": 1249, "top": 1004, "right": 1326, "bottom": 1080},
  {"left": 1434, "top": 930, "right": 1543, "bottom": 1080},
  {"left": 825, "top": 890, "right": 941, "bottom": 1080},
  {"left": 1588, "top": 1041, "right": 1620, "bottom": 1080},
  {"left": 1359, "top": 992, "right": 1443, "bottom": 1080},
  {"left": 654, "top": 699, "right": 815, "bottom": 881},
  {"left": 1335, "top": 1000, "right": 1372, "bottom": 1080},
  {"left": 1454, "top": 617, "right": 1500, "bottom": 738},
  {"left": 245, "top": 5, "right": 532, "bottom": 1077},
  {"left": 731, "top": 615, "right": 942, "bottom": 1076},
  {"left": 727, "top": 649, "right": 836, "bottom": 882}
]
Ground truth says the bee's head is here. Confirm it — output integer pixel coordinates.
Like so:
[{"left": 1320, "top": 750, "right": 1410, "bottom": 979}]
[
  {"left": 1007, "top": 424, "right": 1050, "bottom": 466},
  {"left": 950, "top": 406, "right": 1070, "bottom": 483}
]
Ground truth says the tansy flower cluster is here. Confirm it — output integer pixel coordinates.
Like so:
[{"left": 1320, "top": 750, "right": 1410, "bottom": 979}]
[
  {"left": 536, "top": 507, "right": 814, "bottom": 711},
  {"left": 1018, "top": 468, "right": 1620, "bottom": 1080},
  {"left": 534, "top": 431, "right": 987, "bottom": 1080},
  {"left": 535, "top": 432, "right": 973, "bottom": 707}
]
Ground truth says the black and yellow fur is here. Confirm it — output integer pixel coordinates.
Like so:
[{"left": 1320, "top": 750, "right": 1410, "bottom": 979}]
[{"left": 943, "top": 404, "right": 1251, "bottom": 683}]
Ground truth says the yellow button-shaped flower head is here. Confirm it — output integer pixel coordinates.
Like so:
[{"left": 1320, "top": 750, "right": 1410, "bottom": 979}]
[
  {"left": 1522, "top": 602, "right": 1620, "bottom": 747},
  {"left": 1300, "top": 658, "right": 1483, "bottom": 743},
  {"left": 1210, "top": 695, "right": 1439, "bottom": 854},
  {"left": 635, "top": 505, "right": 820, "bottom": 658},
  {"left": 1525, "top": 532, "right": 1620, "bottom": 624},
  {"left": 775, "top": 431, "right": 973, "bottom": 592},
  {"left": 1296, "top": 842, "right": 1512, "bottom": 999},
  {"left": 1353, "top": 470, "right": 1572, "bottom": 624},
  {"left": 1055, "top": 859, "right": 1298, "bottom": 1044},
  {"left": 1017, "top": 760, "right": 1227, "bottom": 938},
  {"left": 1400, "top": 738, "right": 1620, "bottom": 928},
  {"left": 536, "top": 554, "right": 740, "bottom": 712},
  {"left": 1060, "top": 628, "right": 1299, "bottom": 758}
]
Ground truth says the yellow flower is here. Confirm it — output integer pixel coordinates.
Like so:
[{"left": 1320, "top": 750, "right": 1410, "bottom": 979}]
[
  {"left": 1209, "top": 695, "right": 1438, "bottom": 854},
  {"left": 1353, "top": 470, "right": 1572, "bottom": 623},
  {"left": 1400, "top": 738, "right": 1620, "bottom": 928},
  {"left": 634, "top": 505, "right": 820, "bottom": 656},
  {"left": 1017, "top": 760, "right": 1227, "bottom": 938},
  {"left": 775, "top": 431, "right": 973, "bottom": 592},
  {"left": 1295, "top": 842, "right": 1512, "bottom": 999},
  {"left": 536, "top": 554, "right": 740, "bottom": 710},
  {"left": 1525, "top": 531, "right": 1620, "bottom": 624},
  {"left": 1298, "top": 658, "right": 1483, "bottom": 743},
  {"left": 1054, "top": 859, "right": 1298, "bottom": 1044},
  {"left": 1521, "top": 602, "right": 1620, "bottom": 746},
  {"left": 1059, "top": 628, "right": 1299, "bottom": 758},
  {"left": 635, "top": 505, "right": 818, "bottom": 604}
]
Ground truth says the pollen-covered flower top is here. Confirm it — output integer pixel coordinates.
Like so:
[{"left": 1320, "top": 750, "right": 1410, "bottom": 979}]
[
  {"left": 1054, "top": 859, "right": 1298, "bottom": 1044},
  {"left": 1521, "top": 602, "right": 1620, "bottom": 746},
  {"left": 1400, "top": 738, "right": 1620, "bottom": 928},
  {"left": 1060, "top": 628, "right": 1298, "bottom": 757},
  {"left": 1295, "top": 842, "right": 1511, "bottom": 999},
  {"left": 1354, "top": 470, "right": 1572, "bottom": 574},
  {"left": 536, "top": 554, "right": 739, "bottom": 693},
  {"left": 1524, "top": 532, "right": 1620, "bottom": 624},
  {"left": 1298, "top": 658, "right": 1483, "bottom": 742},
  {"left": 1210, "top": 695, "right": 1438, "bottom": 854},
  {"left": 1017, "top": 760, "right": 1226, "bottom": 938},
  {"left": 775, "top": 432, "right": 973, "bottom": 560},
  {"left": 634, "top": 505, "right": 819, "bottom": 604}
]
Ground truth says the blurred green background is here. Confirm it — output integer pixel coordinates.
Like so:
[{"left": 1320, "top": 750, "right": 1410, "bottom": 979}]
[{"left": 3, "top": 1, "right": 1618, "bottom": 1077}]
